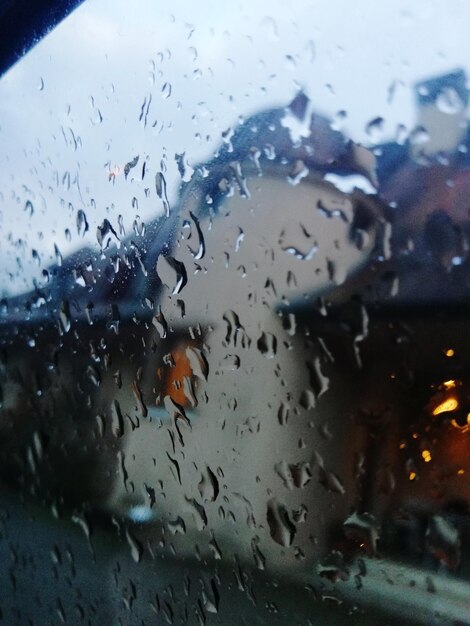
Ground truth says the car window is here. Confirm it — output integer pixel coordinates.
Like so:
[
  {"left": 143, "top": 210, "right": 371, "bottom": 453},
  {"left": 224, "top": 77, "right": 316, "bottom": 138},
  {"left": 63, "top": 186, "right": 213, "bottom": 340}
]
[{"left": 2, "top": 2, "right": 470, "bottom": 624}]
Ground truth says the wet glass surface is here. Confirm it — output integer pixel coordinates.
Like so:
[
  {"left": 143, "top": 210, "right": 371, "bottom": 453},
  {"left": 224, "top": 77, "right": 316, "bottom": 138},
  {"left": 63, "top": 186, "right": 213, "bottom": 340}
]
[{"left": 2, "top": 1, "right": 470, "bottom": 624}]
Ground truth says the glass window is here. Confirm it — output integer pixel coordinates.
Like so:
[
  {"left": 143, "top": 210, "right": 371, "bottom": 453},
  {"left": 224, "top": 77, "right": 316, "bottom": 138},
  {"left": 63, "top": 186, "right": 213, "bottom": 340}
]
[{"left": 2, "top": 1, "right": 470, "bottom": 623}]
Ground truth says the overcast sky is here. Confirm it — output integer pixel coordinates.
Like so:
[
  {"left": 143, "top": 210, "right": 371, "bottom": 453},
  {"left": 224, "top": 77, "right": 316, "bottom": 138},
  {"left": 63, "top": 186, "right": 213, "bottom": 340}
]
[{"left": 1, "top": 0, "right": 470, "bottom": 295}]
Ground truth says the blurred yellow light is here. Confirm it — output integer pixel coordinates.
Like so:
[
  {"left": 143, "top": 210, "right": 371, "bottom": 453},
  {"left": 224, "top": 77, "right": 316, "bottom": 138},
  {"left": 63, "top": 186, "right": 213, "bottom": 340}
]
[
  {"left": 450, "top": 413, "right": 470, "bottom": 431},
  {"left": 432, "top": 397, "right": 458, "bottom": 415},
  {"left": 422, "top": 450, "right": 432, "bottom": 462},
  {"left": 409, "top": 472, "right": 417, "bottom": 481},
  {"left": 458, "top": 469, "right": 465, "bottom": 475},
  {"left": 443, "top": 380, "right": 457, "bottom": 390},
  {"left": 446, "top": 349, "right": 455, "bottom": 357}
]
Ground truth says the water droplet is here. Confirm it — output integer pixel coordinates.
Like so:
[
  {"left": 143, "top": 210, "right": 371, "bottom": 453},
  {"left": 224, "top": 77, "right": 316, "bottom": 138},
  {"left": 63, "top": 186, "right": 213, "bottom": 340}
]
[
  {"left": 117, "top": 214, "right": 125, "bottom": 236},
  {"left": 76, "top": 209, "right": 89, "bottom": 237},
  {"left": 59, "top": 300, "right": 71, "bottom": 334},
  {"left": 175, "top": 152, "right": 194, "bottom": 183},
  {"left": 208, "top": 532, "right": 222, "bottom": 560},
  {"left": 266, "top": 498, "right": 296, "bottom": 546},
  {"left": 124, "top": 155, "right": 139, "bottom": 180},
  {"left": 426, "top": 515, "right": 461, "bottom": 570},
  {"left": 125, "top": 528, "right": 143, "bottom": 563},
  {"left": 111, "top": 399, "right": 124, "bottom": 437},
  {"left": 85, "top": 302, "right": 94, "bottom": 325},
  {"left": 202, "top": 578, "right": 219, "bottom": 614},
  {"left": 152, "top": 307, "right": 168, "bottom": 338},
  {"left": 107, "top": 303, "right": 121, "bottom": 334},
  {"left": 277, "top": 401, "right": 290, "bottom": 425},
  {"left": 31, "top": 249, "right": 41, "bottom": 266},
  {"left": 155, "top": 172, "right": 170, "bottom": 217},
  {"left": 156, "top": 254, "right": 187, "bottom": 294},
  {"left": 161, "top": 82, "right": 172, "bottom": 99},
  {"left": 186, "top": 346, "right": 209, "bottom": 381},
  {"left": 54, "top": 243, "right": 63, "bottom": 266},
  {"left": 307, "top": 357, "right": 329, "bottom": 397},
  {"left": 86, "top": 365, "right": 101, "bottom": 387},
  {"left": 317, "top": 551, "right": 350, "bottom": 582},
  {"left": 343, "top": 511, "right": 380, "bottom": 555},
  {"left": 198, "top": 465, "right": 219, "bottom": 502},
  {"left": 365, "top": 116, "right": 385, "bottom": 141},
  {"left": 185, "top": 498, "right": 207, "bottom": 531},
  {"left": 285, "top": 54, "right": 297, "bottom": 70},
  {"left": 219, "top": 354, "right": 240, "bottom": 372},
  {"left": 167, "top": 516, "right": 186, "bottom": 535},
  {"left": 330, "top": 109, "right": 347, "bottom": 131},
  {"left": 257, "top": 331, "right": 277, "bottom": 358},
  {"left": 222, "top": 310, "right": 250, "bottom": 348},
  {"left": 186, "top": 211, "right": 205, "bottom": 259},
  {"left": 409, "top": 125, "right": 430, "bottom": 147},
  {"left": 131, "top": 380, "right": 147, "bottom": 418},
  {"left": 138, "top": 94, "right": 152, "bottom": 128},
  {"left": 288, "top": 159, "right": 309, "bottom": 185},
  {"left": 260, "top": 16, "right": 279, "bottom": 41},
  {"left": 133, "top": 213, "right": 145, "bottom": 237},
  {"left": 436, "top": 87, "right": 464, "bottom": 114},
  {"left": 275, "top": 461, "right": 312, "bottom": 489},
  {"left": 251, "top": 537, "right": 266, "bottom": 570},
  {"left": 24, "top": 200, "right": 34, "bottom": 216},
  {"left": 71, "top": 513, "right": 94, "bottom": 555},
  {"left": 96, "top": 219, "right": 120, "bottom": 250},
  {"left": 318, "top": 466, "right": 345, "bottom": 495}
]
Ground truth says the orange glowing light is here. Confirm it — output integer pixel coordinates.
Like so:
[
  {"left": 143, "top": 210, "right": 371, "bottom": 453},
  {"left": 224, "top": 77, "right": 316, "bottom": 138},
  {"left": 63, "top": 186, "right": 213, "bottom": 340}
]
[
  {"left": 163, "top": 345, "right": 194, "bottom": 407},
  {"left": 409, "top": 472, "right": 417, "bottom": 481},
  {"left": 450, "top": 413, "right": 470, "bottom": 431},
  {"left": 443, "top": 380, "right": 457, "bottom": 390},
  {"left": 432, "top": 397, "right": 458, "bottom": 415},
  {"left": 446, "top": 349, "right": 455, "bottom": 357},
  {"left": 422, "top": 450, "right": 432, "bottom": 463},
  {"left": 108, "top": 164, "right": 123, "bottom": 182},
  {"left": 458, "top": 469, "right": 465, "bottom": 475}
]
